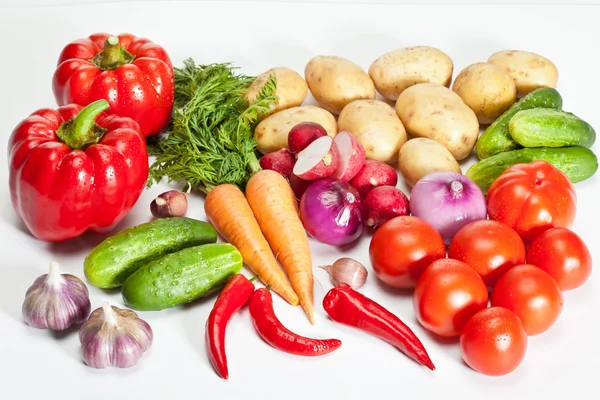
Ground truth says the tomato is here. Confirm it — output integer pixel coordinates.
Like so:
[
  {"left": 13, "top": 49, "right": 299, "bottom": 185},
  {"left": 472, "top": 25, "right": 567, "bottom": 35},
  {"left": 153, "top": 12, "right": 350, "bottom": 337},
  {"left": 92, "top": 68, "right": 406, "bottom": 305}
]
[
  {"left": 448, "top": 220, "right": 526, "bottom": 288},
  {"left": 527, "top": 228, "right": 592, "bottom": 291},
  {"left": 369, "top": 216, "right": 445, "bottom": 289},
  {"left": 460, "top": 307, "right": 528, "bottom": 376},
  {"left": 487, "top": 160, "right": 577, "bottom": 245},
  {"left": 491, "top": 264, "right": 563, "bottom": 335},
  {"left": 413, "top": 259, "right": 488, "bottom": 338}
]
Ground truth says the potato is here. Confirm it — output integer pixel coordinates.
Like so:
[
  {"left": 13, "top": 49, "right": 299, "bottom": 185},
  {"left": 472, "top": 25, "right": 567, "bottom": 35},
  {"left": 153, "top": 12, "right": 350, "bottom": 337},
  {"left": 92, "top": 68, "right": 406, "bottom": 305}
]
[
  {"left": 398, "top": 138, "right": 462, "bottom": 187},
  {"left": 487, "top": 50, "right": 558, "bottom": 97},
  {"left": 452, "top": 62, "right": 517, "bottom": 125},
  {"left": 395, "top": 83, "right": 479, "bottom": 160},
  {"left": 305, "top": 56, "right": 376, "bottom": 114},
  {"left": 369, "top": 46, "right": 453, "bottom": 101},
  {"left": 246, "top": 67, "right": 308, "bottom": 118},
  {"left": 338, "top": 100, "right": 407, "bottom": 164},
  {"left": 255, "top": 106, "right": 337, "bottom": 154}
]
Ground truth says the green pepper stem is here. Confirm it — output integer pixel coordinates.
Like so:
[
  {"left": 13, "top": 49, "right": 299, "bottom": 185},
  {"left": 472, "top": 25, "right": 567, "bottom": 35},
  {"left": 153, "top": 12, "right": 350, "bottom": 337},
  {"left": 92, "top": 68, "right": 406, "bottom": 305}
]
[
  {"left": 90, "top": 36, "right": 135, "bottom": 70},
  {"left": 55, "top": 100, "right": 110, "bottom": 150}
]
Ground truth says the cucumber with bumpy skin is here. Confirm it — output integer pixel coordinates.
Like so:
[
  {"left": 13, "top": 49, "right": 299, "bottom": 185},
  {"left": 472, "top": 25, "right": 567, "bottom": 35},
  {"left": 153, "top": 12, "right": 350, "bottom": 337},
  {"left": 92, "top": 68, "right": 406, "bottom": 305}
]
[
  {"left": 121, "top": 243, "right": 243, "bottom": 311},
  {"left": 509, "top": 109, "right": 596, "bottom": 148},
  {"left": 476, "top": 87, "right": 563, "bottom": 159},
  {"left": 466, "top": 147, "right": 598, "bottom": 194},
  {"left": 84, "top": 217, "right": 218, "bottom": 289}
]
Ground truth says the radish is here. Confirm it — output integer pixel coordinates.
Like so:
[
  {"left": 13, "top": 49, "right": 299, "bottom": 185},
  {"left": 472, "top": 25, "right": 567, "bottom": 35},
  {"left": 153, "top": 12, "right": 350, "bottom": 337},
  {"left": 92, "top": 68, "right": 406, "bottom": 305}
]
[
  {"left": 288, "top": 122, "right": 328, "bottom": 154},
  {"left": 259, "top": 149, "right": 295, "bottom": 178},
  {"left": 289, "top": 174, "right": 312, "bottom": 200},
  {"left": 364, "top": 186, "right": 410, "bottom": 229},
  {"left": 332, "top": 131, "right": 366, "bottom": 182},
  {"left": 293, "top": 136, "right": 340, "bottom": 181},
  {"left": 349, "top": 160, "right": 398, "bottom": 197}
]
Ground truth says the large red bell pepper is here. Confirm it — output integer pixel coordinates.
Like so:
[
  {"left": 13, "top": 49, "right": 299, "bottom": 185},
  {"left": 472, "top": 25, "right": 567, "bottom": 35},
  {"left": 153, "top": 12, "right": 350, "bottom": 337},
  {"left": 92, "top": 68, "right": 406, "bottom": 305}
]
[
  {"left": 52, "top": 33, "right": 174, "bottom": 137},
  {"left": 8, "top": 100, "right": 149, "bottom": 242}
]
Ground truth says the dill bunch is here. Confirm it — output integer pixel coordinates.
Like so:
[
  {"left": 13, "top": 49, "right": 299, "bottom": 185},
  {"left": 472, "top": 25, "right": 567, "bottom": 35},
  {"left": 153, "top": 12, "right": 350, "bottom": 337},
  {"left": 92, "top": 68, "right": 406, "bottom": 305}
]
[{"left": 147, "top": 58, "right": 277, "bottom": 194}]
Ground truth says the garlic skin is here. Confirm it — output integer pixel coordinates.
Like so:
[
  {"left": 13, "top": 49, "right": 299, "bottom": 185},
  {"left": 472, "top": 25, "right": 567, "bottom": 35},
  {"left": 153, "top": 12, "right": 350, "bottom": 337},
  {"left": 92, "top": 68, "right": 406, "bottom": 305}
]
[
  {"left": 320, "top": 258, "right": 368, "bottom": 290},
  {"left": 79, "top": 302, "right": 153, "bottom": 369},
  {"left": 150, "top": 183, "right": 191, "bottom": 218},
  {"left": 22, "top": 262, "right": 91, "bottom": 330}
]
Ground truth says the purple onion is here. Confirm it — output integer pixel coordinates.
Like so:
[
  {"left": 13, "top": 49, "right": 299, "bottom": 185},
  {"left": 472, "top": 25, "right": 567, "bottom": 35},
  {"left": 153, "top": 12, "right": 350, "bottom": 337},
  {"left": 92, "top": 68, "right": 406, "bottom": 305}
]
[
  {"left": 409, "top": 171, "right": 487, "bottom": 244},
  {"left": 299, "top": 178, "right": 366, "bottom": 246}
]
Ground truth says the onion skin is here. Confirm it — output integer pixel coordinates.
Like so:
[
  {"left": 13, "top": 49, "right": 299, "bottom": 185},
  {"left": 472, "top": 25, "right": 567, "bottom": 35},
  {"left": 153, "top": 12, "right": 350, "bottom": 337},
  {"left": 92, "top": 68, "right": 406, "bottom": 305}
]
[
  {"left": 299, "top": 178, "right": 366, "bottom": 246},
  {"left": 409, "top": 171, "right": 487, "bottom": 244}
]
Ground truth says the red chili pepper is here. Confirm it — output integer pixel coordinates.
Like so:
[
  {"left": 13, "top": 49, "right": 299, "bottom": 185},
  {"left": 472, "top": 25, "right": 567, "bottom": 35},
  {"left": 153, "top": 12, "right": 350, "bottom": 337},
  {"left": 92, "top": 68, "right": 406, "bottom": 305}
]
[
  {"left": 249, "top": 287, "right": 341, "bottom": 356},
  {"left": 322, "top": 283, "right": 435, "bottom": 370},
  {"left": 8, "top": 99, "right": 148, "bottom": 242},
  {"left": 52, "top": 33, "right": 174, "bottom": 137},
  {"left": 205, "top": 274, "right": 256, "bottom": 380}
]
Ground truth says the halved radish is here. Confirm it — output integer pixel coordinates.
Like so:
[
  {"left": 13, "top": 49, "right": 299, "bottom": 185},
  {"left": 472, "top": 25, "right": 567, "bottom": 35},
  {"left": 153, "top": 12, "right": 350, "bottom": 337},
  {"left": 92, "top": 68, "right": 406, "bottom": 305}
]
[
  {"left": 288, "top": 122, "right": 328, "bottom": 154},
  {"left": 332, "top": 131, "right": 366, "bottom": 182},
  {"left": 259, "top": 149, "right": 295, "bottom": 178},
  {"left": 293, "top": 136, "right": 340, "bottom": 181}
]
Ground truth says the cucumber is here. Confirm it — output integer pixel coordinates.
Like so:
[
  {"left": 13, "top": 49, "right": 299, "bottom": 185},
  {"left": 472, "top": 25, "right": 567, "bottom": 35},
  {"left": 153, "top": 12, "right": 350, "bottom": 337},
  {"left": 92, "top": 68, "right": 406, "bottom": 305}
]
[
  {"left": 121, "top": 243, "right": 243, "bottom": 311},
  {"left": 466, "top": 147, "right": 598, "bottom": 194},
  {"left": 476, "top": 87, "right": 563, "bottom": 159},
  {"left": 84, "top": 217, "right": 218, "bottom": 289},
  {"left": 509, "top": 109, "right": 596, "bottom": 148}
]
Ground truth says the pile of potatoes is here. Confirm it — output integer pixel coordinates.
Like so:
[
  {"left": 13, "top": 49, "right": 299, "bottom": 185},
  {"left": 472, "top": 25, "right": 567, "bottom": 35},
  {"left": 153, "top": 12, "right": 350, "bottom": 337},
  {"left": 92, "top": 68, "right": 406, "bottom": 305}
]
[{"left": 250, "top": 47, "right": 558, "bottom": 187}]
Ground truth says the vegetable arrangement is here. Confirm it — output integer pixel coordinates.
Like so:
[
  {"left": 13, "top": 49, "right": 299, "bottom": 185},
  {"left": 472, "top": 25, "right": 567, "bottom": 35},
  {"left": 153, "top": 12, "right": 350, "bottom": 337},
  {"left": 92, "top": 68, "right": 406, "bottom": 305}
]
[{"left": 9, "top": 34, "right": 597, "bottom": 381}]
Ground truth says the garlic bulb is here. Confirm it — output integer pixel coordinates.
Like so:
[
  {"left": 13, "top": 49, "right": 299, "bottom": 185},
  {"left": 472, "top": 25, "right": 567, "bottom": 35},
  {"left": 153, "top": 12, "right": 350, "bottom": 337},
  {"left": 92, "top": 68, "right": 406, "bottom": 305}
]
[
  {"left": 22, "top": 261, "right": 91, "bottom": 330},
  {"left": 79, "top": 302, "right": 153, "bottom": 369}
]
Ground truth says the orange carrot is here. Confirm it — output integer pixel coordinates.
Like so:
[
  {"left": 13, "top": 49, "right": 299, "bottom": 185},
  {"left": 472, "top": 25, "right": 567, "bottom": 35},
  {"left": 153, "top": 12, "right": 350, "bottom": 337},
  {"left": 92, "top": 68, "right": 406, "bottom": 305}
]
[
  {"left": 204, "top": 184, "right": 299, "bottom": 307},
  {"left": 245, "top": 170, "right": 314, "bottom": 324}
]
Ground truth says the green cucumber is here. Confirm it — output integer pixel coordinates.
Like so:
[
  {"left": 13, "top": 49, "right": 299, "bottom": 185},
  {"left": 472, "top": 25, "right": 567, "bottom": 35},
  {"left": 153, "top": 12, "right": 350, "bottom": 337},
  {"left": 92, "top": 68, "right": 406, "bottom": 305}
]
[
  {"left": 121, "top": 243, "right": 243, "bottom": 311},
  {"left": 509, "top": 109, "right": 596, "bottom": 148},
  {"left": 84, "top": 217, "right": 217, "bottom": 289},
  {"left": 466, "top": 147, "right": 598, "bottom": 194},
  {"left": 476, "top": 87, "right": 563, "bottom": 159}
]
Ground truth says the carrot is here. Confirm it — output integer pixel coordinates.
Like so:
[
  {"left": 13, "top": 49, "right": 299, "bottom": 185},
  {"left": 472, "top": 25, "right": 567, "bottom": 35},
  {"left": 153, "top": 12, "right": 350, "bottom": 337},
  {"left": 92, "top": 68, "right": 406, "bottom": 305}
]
[
  {"left": 204, "top": 184, "right": 299, "bottom": 307},
  {"left": 245, "top": 170, "right": 314, "bottom": 324}
]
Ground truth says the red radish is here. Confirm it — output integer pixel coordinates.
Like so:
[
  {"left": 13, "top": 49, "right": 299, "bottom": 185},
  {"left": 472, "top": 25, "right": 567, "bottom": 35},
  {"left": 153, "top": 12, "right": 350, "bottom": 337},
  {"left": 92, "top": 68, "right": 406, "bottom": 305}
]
[
  {"left": 332, "top": 131, "right": 366, "bottom": 182},
  {"left": 349, "top": 160, "right": 398, "bottom": 197},
  {"left": 364, "top": 186, "right": 410, "bottom": 229},
  {"left": 293, "top": 136, "right": 340, "bottom": 181},
  {"left": 259, "top": 149, "right": 296, "bottom": 178},
  {"left": 288, "top": 122, "right": 328, "bottom": 154},
  {"left": 289, "top": 174, "right": 312, "bottom": 200}
]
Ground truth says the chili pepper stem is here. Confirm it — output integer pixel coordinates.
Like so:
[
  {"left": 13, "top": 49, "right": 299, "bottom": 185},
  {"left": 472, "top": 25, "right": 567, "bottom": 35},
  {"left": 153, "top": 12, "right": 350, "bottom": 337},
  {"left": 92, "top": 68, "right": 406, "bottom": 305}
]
[
  {"left": 265, "top": 284, "right": 272, "bottom": 291},
  {"left": 55, "top": 100, "right": 110, "bottom": 150},
  {"left": 90, "top": 35, "right": 136, "bottom": 70},
  {"left": 249, "top": 276, "right": 258, "bottom": 283}
]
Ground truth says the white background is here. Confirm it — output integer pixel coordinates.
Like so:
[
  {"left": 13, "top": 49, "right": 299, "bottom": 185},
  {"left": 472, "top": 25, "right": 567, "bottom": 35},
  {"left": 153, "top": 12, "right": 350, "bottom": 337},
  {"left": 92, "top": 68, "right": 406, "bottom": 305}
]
[{"left": 1, "top": 1, "right": 599, "bottom": 399}]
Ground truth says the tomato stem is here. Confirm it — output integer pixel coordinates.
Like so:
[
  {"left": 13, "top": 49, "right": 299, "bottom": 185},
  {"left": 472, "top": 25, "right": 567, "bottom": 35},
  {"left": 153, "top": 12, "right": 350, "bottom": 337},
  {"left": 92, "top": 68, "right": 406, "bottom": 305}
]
[{"left": 55, "top": 100, "right": 110, "bottom": 150}]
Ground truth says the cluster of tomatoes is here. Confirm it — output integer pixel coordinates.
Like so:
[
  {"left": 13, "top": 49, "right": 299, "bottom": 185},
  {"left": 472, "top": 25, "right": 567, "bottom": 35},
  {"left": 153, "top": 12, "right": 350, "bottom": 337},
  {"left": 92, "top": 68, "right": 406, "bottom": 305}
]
[{"left": 368, "top": 161, "right": 592, "bottom": 376}]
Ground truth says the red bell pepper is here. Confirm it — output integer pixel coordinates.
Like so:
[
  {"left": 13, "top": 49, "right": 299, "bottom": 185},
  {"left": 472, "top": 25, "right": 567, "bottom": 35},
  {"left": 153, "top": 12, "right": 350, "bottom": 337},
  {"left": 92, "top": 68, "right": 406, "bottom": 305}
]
[
  {"left": 52, "top": 33, "right": 174, "bottom": 137},
  {"left": 8, "top": 99, "right": 149, "bottom": 242}
]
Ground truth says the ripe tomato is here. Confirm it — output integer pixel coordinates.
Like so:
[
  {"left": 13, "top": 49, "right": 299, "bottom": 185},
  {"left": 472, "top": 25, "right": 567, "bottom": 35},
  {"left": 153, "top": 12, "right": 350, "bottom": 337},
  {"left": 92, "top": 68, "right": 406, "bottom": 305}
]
[
  {"left": 413, "top": 258, "right": 488, "bottom": 338},
  {"left": 369, "top": 216, "right": 445, "bottom": 289},
  {"left": 491, "top": 264, "right": 563, "bottom": 335},
  {"left": 448, "top": 220, "right": 526, "bottom": 288},
  {"left": 527, "top": 228, "right": 592, "bottom": 290},
  {"left": 460, "top": 307, "right": 528, "bottom": 376},
  {"left": 487, "top": 160, "right": 577, "bottom": 245}
]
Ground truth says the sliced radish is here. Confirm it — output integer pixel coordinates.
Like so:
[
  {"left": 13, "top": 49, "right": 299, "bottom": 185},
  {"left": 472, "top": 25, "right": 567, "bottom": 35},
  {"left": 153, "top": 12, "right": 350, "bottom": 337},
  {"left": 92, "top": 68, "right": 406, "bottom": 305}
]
[
  {"left": 288, "top": 122, "right": 328, "bottom": 154},
  {"left": 332, "top": 131, "right": 366, "bottom": 182},
  {"left": 259, "top": 149, "right": 295, "bottom": 178},
  {"left": 293, "top": 136, "right": 340, "bottom": 181}
]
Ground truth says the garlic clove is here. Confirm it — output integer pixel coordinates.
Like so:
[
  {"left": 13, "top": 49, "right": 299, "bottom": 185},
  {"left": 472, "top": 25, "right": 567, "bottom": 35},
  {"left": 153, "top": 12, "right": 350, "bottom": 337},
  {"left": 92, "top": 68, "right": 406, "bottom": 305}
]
[
  {"left": 79, "top": 302, "right": 153, "bottom": 369},
  {"left": 22, "top": 262, "right": 91, "bottom": 331},
  {"left": 150, "top": 183, "right": 191, "bottom": 218}
]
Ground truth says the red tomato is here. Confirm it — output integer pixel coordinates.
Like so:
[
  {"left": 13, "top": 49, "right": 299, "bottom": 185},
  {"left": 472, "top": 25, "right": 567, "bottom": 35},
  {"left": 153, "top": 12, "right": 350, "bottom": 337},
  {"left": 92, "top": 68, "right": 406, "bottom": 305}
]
[
  {"left": 491, "top": 264, "right": 563, "bottom": 335},
  {"left": 487, "top": 160, "right": 577, "bottom": 245},
  {"left": 413, "top": 259, "right": 489, "bottom": 338},
  {"left": 448, "top": 220, "right": 526, "bottom": 288},
  {"left": 527, "top": 228, "right": 592, "bottom": 291},
  {"left": 369, "top": 216, "right": 445, "bottom": 289},
  {"left": 460, "top": 307, "right": 528, "bottom": 376}
]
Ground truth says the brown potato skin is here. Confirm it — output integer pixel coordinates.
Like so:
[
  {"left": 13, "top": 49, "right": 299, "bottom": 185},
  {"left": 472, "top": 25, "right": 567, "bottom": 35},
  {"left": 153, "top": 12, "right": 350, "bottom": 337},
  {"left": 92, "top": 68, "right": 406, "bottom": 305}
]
[
  {"left": 488, "top": 50, "right": 558, "bottom": 97},
  {"left": 452, "top": 62, "right": 517, "bottom": 125},
  {"left": 398, "top": 138, "right": 462, "bottom": 187}
]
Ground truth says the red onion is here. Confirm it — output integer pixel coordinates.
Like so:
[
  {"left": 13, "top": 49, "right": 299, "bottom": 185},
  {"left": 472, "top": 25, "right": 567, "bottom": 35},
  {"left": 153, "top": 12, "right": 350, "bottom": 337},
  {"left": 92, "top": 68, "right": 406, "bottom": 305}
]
[
  {"left": 299, "top": 178, "right": 366, "bottom": 246},
  {"left": 409, "top": 171, "right": 487, "bottom": 244}
]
